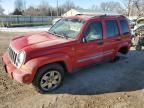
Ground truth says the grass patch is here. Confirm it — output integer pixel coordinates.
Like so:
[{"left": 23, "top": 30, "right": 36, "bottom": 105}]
[{"left": 1, "top": 21, "right": 52, "bottom": 27}]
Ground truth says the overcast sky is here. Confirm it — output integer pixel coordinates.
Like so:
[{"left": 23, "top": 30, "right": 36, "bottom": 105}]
[{"left": 1, "top": 0, "right": 122, "bottom": 14}]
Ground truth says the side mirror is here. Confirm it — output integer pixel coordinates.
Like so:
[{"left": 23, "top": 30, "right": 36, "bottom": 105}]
[{"left": 82, "top": 37, "right": 87, "bottom": 43}]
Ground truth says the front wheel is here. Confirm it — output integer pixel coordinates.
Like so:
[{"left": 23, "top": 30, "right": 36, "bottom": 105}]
[{"left": 32, "top": 63, "right": 64, "bottom": 94}]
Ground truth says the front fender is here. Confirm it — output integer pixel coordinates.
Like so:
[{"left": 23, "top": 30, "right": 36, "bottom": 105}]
[{"left": 20, "top": 54, "right": 73, "bottom": 83}]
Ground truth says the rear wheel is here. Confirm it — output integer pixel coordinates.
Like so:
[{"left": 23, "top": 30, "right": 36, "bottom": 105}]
[
  {"left": 32, "top": 63, "right": 64, "bottom": 94},
  {"left": 110, "top": 56, "right": 120, "bottom": 63}
]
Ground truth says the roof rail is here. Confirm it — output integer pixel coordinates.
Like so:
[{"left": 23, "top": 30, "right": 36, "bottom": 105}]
[{"left": 76, "top": 14, "right": 125, "bottom": 19}]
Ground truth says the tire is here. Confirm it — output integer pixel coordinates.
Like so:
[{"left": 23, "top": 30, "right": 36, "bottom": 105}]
[
  {"left": 110, "top": 56, "right": 120, "bottom": 63},
  {"left": 135, "top": 45, "right": 142, "bottom": 51},
  {"left": 32, "top": 63, "right": 64, "bottom": 94}
]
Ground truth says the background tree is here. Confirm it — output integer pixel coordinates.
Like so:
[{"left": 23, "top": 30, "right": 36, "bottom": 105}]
[
  {"left": 13, "top": 8, "right": 23, "bottom": 15},
  {"left": 0, "top": 0, "right": 4, "bottom": 15},
  {"left": 62, "top": 0, "right": 75, "bottom": 12},
  {"left": 133, "top": 0, "right": 144, "bottom": 16},
  {"left": 122, "top": 0, "right": 133, "bottom": 16},
  {"left": 23, "top": 6, "right": 37, "bottom": 16},
  {"left": 13, "top": 0, "right": 25, "bottom": 15},
  {"left": 121, "top": 0, "right": 144, "bottom": 16},
  {"left": 91, "top": 5, "right": 100, "bottom": 11},
  {"left": 23, "top": 0, "right": 78, "bottom": 16},
  {"left": 100, "top": 1, "right": 125, "bottom": 14},
  {"left": 38, "top": 0, "right": 50, "bottom": 15}
]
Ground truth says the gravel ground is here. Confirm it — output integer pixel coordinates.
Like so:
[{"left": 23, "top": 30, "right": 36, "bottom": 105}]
[{"left": 0, "top": 31, "right": 144, "bottom": 108}]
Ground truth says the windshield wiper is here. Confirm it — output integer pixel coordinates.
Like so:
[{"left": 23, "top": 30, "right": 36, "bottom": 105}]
[
  {"left": 48, "top": 31, "right": 70, "bottom": 39},
  {"left": 48, "top": 31, "right": 55, "bottom": 35},
  {"left": 60, "top": 34, "right": 70, "bottom": 39},
  {"left": 57, "top": 32, "right": 71, "bottom": 39},
  {"left": 54, "top": 31, "right": 66, "bottom": 38}
]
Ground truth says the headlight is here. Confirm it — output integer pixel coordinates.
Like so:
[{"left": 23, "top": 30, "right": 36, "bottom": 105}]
[{"left": 16, "top": 51, "right": 26, "bottom": 68}]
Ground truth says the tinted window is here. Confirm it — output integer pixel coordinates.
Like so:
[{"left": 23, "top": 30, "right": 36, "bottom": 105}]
[
  {"left": 106, "top": 20, "right": 119, "bottom": 38},
  {"left": 84, "top": 21, "right": 103, "bottom": 41},
  {"left": 120, "top": 20, "right": 130, "bottom": 35}
]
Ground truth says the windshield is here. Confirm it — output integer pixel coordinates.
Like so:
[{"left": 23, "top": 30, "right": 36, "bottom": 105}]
[{"left": 49, "top": 18, "right": 84, "bottom": 39}]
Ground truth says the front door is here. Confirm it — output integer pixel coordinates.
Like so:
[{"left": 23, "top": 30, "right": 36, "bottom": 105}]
[{"left": 75, "top": 20, "right": 104, "bottom": 68}]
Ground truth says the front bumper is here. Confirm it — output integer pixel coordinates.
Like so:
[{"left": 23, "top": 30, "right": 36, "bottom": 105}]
[{"left": 1, "top": 52, "right": 32, "bottom": 84}]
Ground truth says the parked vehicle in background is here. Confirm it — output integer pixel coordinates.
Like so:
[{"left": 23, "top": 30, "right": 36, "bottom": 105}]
[
  {"left": 128, "top": 19, "right": 135, "bottom": 36},
  {"left": 134, "top": 17, "right": 144, "bottom": 30},
  {"left": 132, "top": 31, "right": 144, "bottom": 51},
  {"left": 129, "top": 19, "right": 136, "bottom": 29},
  {"left": 132, "top": 17, "right": 144, "bottom": 50},
  {"left": 2, "top": 14, "right": 132, "bottom": 93}
]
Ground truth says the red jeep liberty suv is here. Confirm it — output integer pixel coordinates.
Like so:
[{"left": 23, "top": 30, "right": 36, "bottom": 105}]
[{"left": 2, "top": 14, "right": 132, "bottom": 93}]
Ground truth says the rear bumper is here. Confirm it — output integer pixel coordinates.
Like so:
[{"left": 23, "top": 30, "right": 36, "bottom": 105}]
[{"left": 1, "top": 52, "right": 32, "bottom": 84}]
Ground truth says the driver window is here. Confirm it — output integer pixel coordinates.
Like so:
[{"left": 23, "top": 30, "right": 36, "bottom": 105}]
[{"left": 84, "top": 21, "right": 103, "bottom": 41}]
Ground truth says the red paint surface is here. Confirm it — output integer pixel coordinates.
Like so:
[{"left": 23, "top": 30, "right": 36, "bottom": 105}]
[{"left": 2, "top": 15, "right": 132, "bottom": 84}]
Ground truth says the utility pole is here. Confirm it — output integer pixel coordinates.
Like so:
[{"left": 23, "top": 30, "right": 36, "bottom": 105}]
[
  {"left": 23, "top": 0, "right": 26, "bottom": 11},
  {"left": 128, "top": 0, "right": 132, "bottom": 17},
  {"left": 50, "top": 7, "right": 52, "bottom": 16},
  {"left": 57, "top": 0, "right": 58, "bottom": 16}
]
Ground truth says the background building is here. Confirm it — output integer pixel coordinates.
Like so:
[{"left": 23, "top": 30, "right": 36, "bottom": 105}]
[{"left": 62, "top": 9, "right": 120, "bottom": 17}]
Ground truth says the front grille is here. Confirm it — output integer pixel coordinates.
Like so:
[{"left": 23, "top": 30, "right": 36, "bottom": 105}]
[{"left": 8, "top": 46, "right": 18, "bottom": 66}]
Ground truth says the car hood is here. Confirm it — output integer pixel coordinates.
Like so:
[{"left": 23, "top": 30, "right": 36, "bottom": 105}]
[{"left": 10, "top": 32, "right": 74, "bottom": 51}]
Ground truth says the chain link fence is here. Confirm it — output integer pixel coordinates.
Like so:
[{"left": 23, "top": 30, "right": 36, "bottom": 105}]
[{"left": 0, "top": 16, "right": 60, "bottom": 27}]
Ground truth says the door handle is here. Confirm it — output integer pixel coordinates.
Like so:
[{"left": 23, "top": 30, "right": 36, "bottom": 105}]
[
  {"left": 97, "top": 41, "right": 104, "bottom": 45},
  {"left": 115, "top": 38, "right": 121, "bottom": 41}
]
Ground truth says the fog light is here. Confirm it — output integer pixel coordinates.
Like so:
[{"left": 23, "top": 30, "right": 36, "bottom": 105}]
[{"left": 23, "top": 75, "right": 31, "bottom": 83}]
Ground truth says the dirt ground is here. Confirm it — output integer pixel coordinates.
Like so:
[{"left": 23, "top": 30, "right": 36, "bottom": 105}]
[{"left": 0, "top": 31, "right": 144, "bottom": 108}]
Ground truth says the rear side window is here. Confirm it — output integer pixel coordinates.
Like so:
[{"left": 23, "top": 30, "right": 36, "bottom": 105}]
[
  {"left": 106, "top": 20, "right": 119, "bottom": 38},
  {"left": 120, "top": 20, "right": 130, "bottom": 35}
]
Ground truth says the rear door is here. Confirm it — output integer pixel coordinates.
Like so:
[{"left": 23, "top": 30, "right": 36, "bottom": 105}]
[
  {"left": 119, "top": 19, "right": 131, "bottom": 47},
  {"left": 75, "top": 19, "right": 104, "bottom": 68},
  {"left": 102, "top": 18, "right": 121, "bottom": 61}
]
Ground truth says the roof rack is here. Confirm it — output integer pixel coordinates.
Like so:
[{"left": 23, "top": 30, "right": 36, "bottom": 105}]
[{"left": 76, "top": 13, "right": 125, "bottom": 19}]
